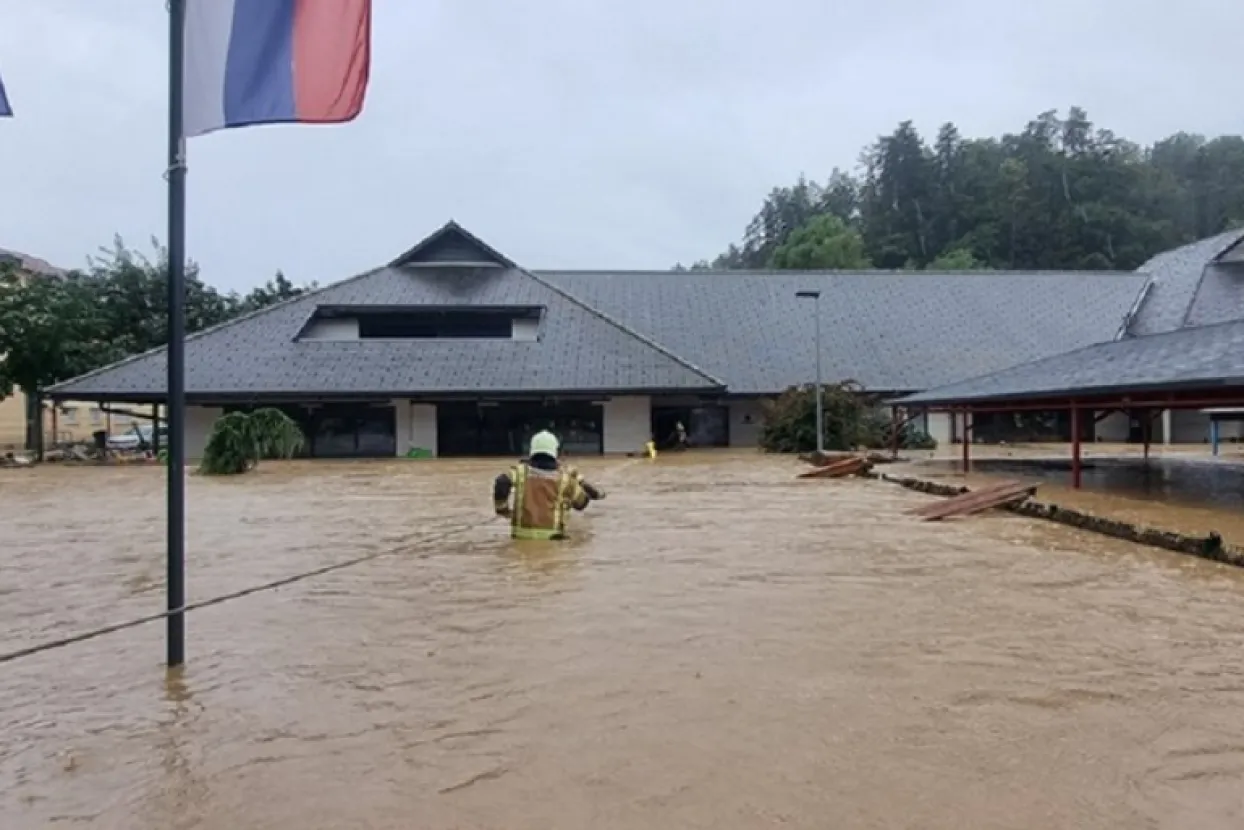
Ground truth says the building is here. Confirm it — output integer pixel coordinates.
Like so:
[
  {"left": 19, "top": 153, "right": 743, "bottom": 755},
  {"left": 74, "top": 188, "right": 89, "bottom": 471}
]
[
  {"left": 894, "top": 229, "right": 1244, "bottom": 466},
  {"left": 42, "top": 221, "right": 1242, "bottom": 458}
]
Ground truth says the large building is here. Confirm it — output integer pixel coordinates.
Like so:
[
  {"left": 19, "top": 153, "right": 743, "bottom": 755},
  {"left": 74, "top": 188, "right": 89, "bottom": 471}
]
[{"left": 44, "top": 221, "right": 1244, "bottom": 458}]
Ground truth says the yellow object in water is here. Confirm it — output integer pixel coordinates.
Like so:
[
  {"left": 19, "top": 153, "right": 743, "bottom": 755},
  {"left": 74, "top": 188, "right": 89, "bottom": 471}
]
[{"left": 645, "top": 440, "right": 658, "bottom": 459}]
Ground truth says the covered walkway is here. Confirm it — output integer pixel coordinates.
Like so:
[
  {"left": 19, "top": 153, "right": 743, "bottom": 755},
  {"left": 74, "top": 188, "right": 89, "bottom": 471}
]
[{"left": 893, "top": 318, "right": 1244, "bottom": 488}]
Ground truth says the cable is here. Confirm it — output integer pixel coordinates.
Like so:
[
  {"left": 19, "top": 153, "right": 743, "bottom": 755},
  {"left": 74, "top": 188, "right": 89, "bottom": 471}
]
[
  {"left": 0, "top": 459, "right": 636, "bottom": 666},
  {"left": 0, "top": 519, "right": 490, "bottom": 666}
]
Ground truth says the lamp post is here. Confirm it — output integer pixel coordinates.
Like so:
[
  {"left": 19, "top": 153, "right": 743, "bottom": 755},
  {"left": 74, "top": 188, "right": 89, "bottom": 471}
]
[{"left": 795, "top": 290, "right": 823, "bottom": 454}]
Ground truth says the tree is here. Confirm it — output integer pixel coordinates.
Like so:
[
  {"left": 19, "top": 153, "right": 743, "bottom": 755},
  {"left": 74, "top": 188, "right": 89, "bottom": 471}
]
[
  {"left": 0, "top": 237, "right": 314, "bottom": 456},
  {"left": 0, "top": 266, "right": 113, "bottom": 456},
  {"left": 235, "top": 270, "right": 316, "bottom": 314},
  {"left": 757, "top": 382, "right": 936, "bottom": 453},
  {"left": 768, "top": 214, "right": 869, "bottom": 269},
  {"left": 87, "top": 237, "right": 238, "bottom": 358},
  {"left": 927, "top": 248, "right": 985, "bottom": 270},
  {"left": 697, "top": 106, "right": 1244, "bottom": 273},
  {"left": 199, "top": 408, "right": 303, "bottom": 475}
]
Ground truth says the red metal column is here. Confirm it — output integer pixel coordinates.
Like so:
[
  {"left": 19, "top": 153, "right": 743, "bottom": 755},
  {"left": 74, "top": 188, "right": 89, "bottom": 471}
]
[
  {"left": 1070, "top": 403, "right": 1082, "bottom": 489},
  {"left": 961, "top": 409, "right": 971, "bottom": 474}
]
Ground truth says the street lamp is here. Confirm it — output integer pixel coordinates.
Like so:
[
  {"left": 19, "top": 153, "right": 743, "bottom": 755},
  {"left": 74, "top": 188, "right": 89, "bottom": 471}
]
[{"left": 795, "top": 290, "right": 824, "bottom": 454}]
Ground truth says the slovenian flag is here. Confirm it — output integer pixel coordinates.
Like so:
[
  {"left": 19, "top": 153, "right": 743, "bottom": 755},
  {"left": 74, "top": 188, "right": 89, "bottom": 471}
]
[
  {"left": 182, "top": 0, "right": 371, "bottom": 138},
  {"left": 0, "top": 68, "right": 11, "bottom": 118}
]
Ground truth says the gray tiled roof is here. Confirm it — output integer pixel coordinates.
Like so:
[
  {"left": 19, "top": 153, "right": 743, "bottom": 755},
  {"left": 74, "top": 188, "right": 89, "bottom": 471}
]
[
  {"left": 895, "top": 317, "right": 1244, "bottom": 407},
  {"left": 1127, "top": 229, "right": 1244, "bottom": 336},
  {"left": 47, "top": 220, "right": 1155, "bottom": 402},
  {"left": 1182, "top": 261, "right": 1244, "bottom": 329},
  {"left": 540, "top": 270, "right": 1149, "bottom": 394},
  {"left": 47, "top": 261, "right": 723, "bottom": 399}
]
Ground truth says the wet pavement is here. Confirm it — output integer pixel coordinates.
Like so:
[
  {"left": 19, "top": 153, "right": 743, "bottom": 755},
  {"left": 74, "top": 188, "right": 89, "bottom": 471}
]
[{"left": 3, "top": 454, "right": 1244, "bottom": 829}]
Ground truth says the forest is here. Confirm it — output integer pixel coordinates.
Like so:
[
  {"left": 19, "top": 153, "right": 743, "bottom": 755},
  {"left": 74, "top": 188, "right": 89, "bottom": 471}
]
[{"left": 679, "top": 107, "right": 1244, "bottom": 272}]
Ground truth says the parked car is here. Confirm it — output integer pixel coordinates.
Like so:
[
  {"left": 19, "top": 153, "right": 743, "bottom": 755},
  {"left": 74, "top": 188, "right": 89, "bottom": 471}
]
[{"left": 106, "top": 424, "right": 167, "bottom": 452}]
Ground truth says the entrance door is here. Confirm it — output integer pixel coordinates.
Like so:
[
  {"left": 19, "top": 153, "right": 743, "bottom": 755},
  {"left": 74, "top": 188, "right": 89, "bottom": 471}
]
[{"left": 651, "top": 404, "right": 729, "bottom": 448}]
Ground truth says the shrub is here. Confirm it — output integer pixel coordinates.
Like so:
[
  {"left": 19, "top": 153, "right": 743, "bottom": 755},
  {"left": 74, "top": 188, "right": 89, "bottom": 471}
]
[
  {"left": 199, "top": 408, "right": 303, "bottom": 475},
  {"left": 758, "top": 382, "right": 938, "bottom": 453}
]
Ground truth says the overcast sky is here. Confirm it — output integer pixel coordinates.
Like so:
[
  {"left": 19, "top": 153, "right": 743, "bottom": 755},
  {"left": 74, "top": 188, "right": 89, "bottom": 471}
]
[{"left": 0, "top": 0, "right": 1238, "bottom": 291}]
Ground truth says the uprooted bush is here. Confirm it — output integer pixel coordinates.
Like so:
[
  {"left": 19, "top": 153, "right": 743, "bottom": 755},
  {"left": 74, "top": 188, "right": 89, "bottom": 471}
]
[
  {"left": 757, "top": 381, "right": 937, "bottom": 453},
  {"left": 199, "top": 408, "right": 304, "bottom": 475}
]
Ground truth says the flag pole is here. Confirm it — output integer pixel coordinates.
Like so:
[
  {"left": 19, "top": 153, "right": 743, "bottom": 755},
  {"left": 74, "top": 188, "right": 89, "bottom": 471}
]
[{"left": 166, "top": 0, "right": 188, "bottom": 667}]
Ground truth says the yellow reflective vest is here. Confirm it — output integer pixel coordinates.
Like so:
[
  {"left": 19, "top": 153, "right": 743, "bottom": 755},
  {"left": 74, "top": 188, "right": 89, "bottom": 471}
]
[{"left": 496, "top": 462, "right": 590, "bottom": 540}]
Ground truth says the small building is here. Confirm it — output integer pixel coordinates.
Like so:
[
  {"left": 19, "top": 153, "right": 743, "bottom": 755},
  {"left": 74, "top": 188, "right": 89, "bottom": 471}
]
[{"left": 43, "top": 221, "right": 1198, "bottom": 458}]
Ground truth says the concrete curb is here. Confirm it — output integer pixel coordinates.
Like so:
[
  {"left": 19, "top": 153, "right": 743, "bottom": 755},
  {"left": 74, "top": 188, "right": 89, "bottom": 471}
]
[{"left": 868, "top": 471, "right": 1244, "bottom": 568}]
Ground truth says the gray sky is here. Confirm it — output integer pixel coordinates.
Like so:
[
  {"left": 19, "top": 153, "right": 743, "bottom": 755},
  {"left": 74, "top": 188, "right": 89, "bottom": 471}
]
[{"left": 0, "top": 0, "right": 1239, "bottom": 291}]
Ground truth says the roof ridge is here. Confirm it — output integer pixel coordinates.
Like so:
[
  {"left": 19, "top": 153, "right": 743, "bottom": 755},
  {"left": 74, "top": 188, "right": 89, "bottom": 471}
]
[
  {"left": 536, "top": 268, "right": 1142, "bottom": 277},
  {"left": 45, "top": 266, "right": 386, "bottom": 394},
  {"left": 521, "top": 268, "right": 726, "bottom": 387}
]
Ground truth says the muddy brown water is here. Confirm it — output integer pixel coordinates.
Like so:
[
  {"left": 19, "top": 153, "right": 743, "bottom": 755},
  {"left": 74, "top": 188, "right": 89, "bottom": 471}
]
[{"left": 3, "top": 454, "right": 1244, "bottom": 829}]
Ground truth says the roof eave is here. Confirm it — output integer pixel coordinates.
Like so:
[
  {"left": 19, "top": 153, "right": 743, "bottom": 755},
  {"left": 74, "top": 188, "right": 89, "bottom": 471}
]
[
  {"left": 893, "top": 377, "right": 1244, "bottom": 410},
  {"left": 45, "top": 384, "right": 728, "bottom": 404}
]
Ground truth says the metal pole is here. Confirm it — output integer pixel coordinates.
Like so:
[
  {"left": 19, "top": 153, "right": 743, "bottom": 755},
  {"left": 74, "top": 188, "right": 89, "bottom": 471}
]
[
  {"left": 813, "top": 295, "right": 824, "bottom": 454},
  {"left": 166, "top": 0, "right": 187, "bottom": 667}
]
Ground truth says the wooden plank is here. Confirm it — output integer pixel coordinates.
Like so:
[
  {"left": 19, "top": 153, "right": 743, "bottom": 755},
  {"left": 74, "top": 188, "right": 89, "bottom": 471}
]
[
  {"left": 908, "top": 482, "right": 1032, "bottom": 518},
  {"left": 905, "top": 480, "right": 1025, "bottom": 516},
  {"left": 918, "top": 486, "right": 1036, "bottom": 521},
  {"left": 797, "top": 456, "right": 872, "bottom": 479},
  {"left": 907, "top": 480, "right": 1037, "bottom": 521}
]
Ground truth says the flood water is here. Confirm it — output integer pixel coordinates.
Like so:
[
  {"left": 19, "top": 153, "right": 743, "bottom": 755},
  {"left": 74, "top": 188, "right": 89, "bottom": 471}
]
[
  {"left": 4, "top": 454, "right": 1244, "bottom": 829},
  {"left": 928, "top": 456, "right": 1244, "bottom": 510}
]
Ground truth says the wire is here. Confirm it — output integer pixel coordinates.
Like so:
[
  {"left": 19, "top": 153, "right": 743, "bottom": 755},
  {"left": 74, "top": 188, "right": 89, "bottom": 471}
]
[
  {"left": 0, "top": 459, "right": 635, "bottom": 666},
  {"left": 0, "top": 519, "right": 492, "bottom": 666}
]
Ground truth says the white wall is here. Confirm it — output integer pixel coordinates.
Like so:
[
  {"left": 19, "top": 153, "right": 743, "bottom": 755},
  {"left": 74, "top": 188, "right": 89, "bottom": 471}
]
[
  {"left": 409, "top": 404, "right": 438, "bottom": 455},
  {"left": 602, "top": 396, "right": 650, "bottom": 454},
  {"left": 1170, "top": 410, "right": 1211, "bottom": 443},
  {"left": 728, "top": 399, "right": 765, "bottom": 448},
  {"left": 512, "top": 318, "right": 539, "bottom": 341},
  {"left": 301, "top": 318, "right": 359, "bottom": 340},
  {"left": 186, "top": 406, "right": 223, "bottom": 458},
  {"left": 393, "top": 400, "right": 438, "bottom": 456},
  {"left": 925, "top": 412, "right": 953, "bottom": 447},
  {"left": 1094, "top": 411, "right": 1131, "bottom": 442}
]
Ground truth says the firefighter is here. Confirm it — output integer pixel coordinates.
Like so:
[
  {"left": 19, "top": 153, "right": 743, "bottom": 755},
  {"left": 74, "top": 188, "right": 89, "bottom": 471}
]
[{"left": 493, "top": 430, "right": 605, "bottom": 540}]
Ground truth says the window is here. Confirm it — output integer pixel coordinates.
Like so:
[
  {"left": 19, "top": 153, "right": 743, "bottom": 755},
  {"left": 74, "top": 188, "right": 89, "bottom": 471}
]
[
  {"left": 61, "top": 407, "right": 77, "bottom": 424},
  {"left": 357, "top": 310, "right": 515, "bottom": 339}
]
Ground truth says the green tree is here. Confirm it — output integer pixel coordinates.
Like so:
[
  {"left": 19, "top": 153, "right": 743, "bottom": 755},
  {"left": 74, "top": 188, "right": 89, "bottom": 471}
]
[
  {"left": 87, "top": 237, "right": 237, "bottom": 358},
  {"left": 698, "top": 106, "right": 1244, "bottom": 273},
  {"left": 235, "top": 269, "right": 316, "bottom": 314},
  {"left": 199, "top": 408, "right": 303, "bottom": 475},
  {"left": 768, "top": 214, "right": 869, "bottom": 269},
  {"left": 927, "top": 248, "right": 985, "bottom": 270},
  {"left": 0, "top": 266, "right": 112, "bottom": 456}
]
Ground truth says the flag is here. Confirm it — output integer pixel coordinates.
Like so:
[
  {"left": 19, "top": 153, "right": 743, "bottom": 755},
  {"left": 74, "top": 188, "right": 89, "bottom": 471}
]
[
  {"left": 0, "top": 69, "right": 12, "bottom": 117},
  {"left": 182, "top": 0, "right": 370, "bottom": 138}
]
